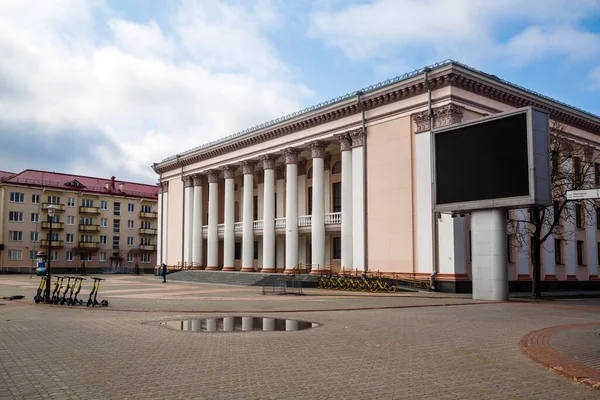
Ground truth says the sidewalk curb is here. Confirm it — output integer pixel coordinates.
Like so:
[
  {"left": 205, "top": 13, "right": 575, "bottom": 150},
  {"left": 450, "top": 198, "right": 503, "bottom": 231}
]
[{"left": 520, "top": 322, "right": 600, "bottom": 390}]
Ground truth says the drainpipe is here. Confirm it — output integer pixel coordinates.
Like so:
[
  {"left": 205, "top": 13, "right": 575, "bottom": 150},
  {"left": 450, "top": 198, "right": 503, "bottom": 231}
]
[
  {"left": 424, "top": 67, "right": 438, "bottom": 291},
  {"left": 178, "top": 155, "right": 185, "bottom": 269},
  {"left": 357, "top": 91, "right": 368, "bottom": 272}
]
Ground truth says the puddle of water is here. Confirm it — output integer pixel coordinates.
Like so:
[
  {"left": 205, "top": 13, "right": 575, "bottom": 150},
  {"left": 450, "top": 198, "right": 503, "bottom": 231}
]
[{"left": 158, "top": 316, "right": 321, "bottom": 332}]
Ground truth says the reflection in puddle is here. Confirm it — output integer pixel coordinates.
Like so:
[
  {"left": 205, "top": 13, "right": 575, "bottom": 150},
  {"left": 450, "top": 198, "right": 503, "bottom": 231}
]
[{"left": 159, "top": 316, "right": 320, "bottom": 332}]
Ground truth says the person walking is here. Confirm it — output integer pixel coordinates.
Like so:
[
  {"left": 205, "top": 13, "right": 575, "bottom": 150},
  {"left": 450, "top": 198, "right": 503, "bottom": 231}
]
[{"left": 161, "top": 263, "right": 167, "bottom": 283}]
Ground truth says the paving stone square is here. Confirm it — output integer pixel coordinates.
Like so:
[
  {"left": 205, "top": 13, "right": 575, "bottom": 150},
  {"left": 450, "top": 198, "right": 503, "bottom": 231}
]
[{"left": 1, "top": 274, "right": 600, "bottom": 399}]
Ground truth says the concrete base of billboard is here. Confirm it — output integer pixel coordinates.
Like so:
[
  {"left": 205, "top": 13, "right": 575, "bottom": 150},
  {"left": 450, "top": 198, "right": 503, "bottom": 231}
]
[{"left": 470, "top": 209, "right": 509, "bottom": 301}]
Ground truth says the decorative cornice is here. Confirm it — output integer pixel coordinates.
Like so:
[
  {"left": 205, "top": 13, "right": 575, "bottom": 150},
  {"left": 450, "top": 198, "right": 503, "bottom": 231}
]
[
  {"left": 206, "top": 170, "right": 220, "bottom": 184},
  {"left": 159, "top": 181, "right": 169, "bottom": 193},
  {"left": 240, "top": 160, "right": 256, "bottom": 175},
  {"left": 276, "top": 166, "right": 285, "bottom": 180},
  {"left": 183, "top": 175, "right": 194, "bottom": 188},
  {"left": 262, "top": 154, "right": 276, "bottom": 170},
  {"left": 297, "top": 160, "right": 307, "bottom": 176},
  {"left": 335, "top": 133, "right": 352, "bottom": 152},
  {"left": 412, "top": 104, "right": 465, "bottom": 133},
  {"left": 284, "top": 148, "right": 300, "bottom": 165},
  {"left": 222, "top": 165, "right": 236, "bottom": 180},
  {"left": 309, "top": 141, "right": 327, "bottom": 159},
  {"left": 192, "top": 174, "right": 203, "bottom": 187},
  {"left": 349, "top": 129, "right": 364, "bottom": 148}
]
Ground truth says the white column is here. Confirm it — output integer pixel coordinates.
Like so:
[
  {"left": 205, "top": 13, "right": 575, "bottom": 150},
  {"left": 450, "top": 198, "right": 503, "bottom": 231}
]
[
  {"left": 162, "top": 185, "right": 168, "bottom": 265},
  {"left": 284, "top": 148, "right": 299, "bottom": 272},
  {"left": 545, "top": 234, "right": 556, "bottom": 277},
  {"left": 222, "top": 166, "right": 236, "bottom": 271},
  {"left": 350, "top": 130, "right": 365, "bottom": 272},
  {"left": 324, "top": 157, "right": 331, "bottom": 214},
  {"left": 191, "top": 175, "right": 203, "bottom": 268},
  {"left": 206, "top": 170, "right": 219, "bottom": 270},
  {"left": 183, "top": 176, "right": 193, "bottom": 267},
  {"left": 564, "top": 158, "right": 576, "bottom": 277},
  {"left": 517, "top": 209, "right": 529, "bottom": 278},
  {"left": 262, "top": 155, "right": 276, "bottom": 273},
  {"left": 241, "top": 161, "right": 255, "bottom": 272},
  {"left": 438, "top": 213, "right": 466, "bottom": 275},
  {"left": 337, "top": 134, "right": 353, "bottom": 272},
  {"left": 471, "top": 209, "right": 509, "bottom": 301},
  {"left": 297, "top": 161, "right": 306, "bottom": 216},
  {"left": 589, "top": 203, "right": 598, "bottom": 277},
  {"left": 276, "top": 167, "right": 285, "bottom": 271},
  {"left": 156, "top": 183, "right": 163, "bottom": 266},
  {"left": 310, "top": 141, "right": 326, "bottom": 274}
]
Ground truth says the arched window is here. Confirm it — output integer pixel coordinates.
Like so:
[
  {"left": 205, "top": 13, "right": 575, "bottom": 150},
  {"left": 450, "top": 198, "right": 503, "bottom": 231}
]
[
  {"left": 234, "top": 201, "right": 240, "bottom": 222},
  {"left": 307, "top": 168, "right": 313, "bottom": 180},
  {"left": 331, "top": 161, "right": 342, "bottom": 175}
]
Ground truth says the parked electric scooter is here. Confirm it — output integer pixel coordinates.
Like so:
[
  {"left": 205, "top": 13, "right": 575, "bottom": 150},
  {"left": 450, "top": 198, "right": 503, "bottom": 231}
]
[
  {"left": 87, "top": 277, "right": 108, "bottom": 307},
  {"left": 34, "top": 276, "right": 47, "bottom": 303},
  {"left": 52, "top": 276, "right": 66, "bottom": 304},
  {"left": 70, "top": 277, "right": 86, "bottom": 306},
  {"left": 49, "top": 276, "right": 63, "bottom": 304},
  {"left": 59, "top": 276, "right": 74, "bottom": 305}
]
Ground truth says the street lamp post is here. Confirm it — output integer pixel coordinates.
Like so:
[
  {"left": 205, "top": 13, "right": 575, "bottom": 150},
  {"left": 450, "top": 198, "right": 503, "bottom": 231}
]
[{"left": 45, "top": 205, "right": 57, "bottom": 304}]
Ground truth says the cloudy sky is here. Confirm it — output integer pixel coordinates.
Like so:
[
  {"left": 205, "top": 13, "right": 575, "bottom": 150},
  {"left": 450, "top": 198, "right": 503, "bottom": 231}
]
[{"left": 1, "top": 0, "right": 599, "bottom": 184}]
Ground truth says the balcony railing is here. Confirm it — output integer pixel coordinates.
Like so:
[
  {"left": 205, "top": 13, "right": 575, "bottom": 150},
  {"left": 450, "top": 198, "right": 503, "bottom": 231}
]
[
  {"left": 298, "top": 215, "right": 312, "bottom": 227},
  {"left": 253, "top": 220, "right": 263, "bottom": 230},
  {"left": 139, "top": 228, "right": 158, "bottom": 235},
  {"left": 41, "top": 221, "right": 64, "bottom": 230},
  {"left": 325, "top": 212, "right": 342, "bottom": 225},
  {"left": 140, "top": 244, "right": 157, "bottom": 251},
  {"left": 140, "top": 211, "right": 158, "bottom": 219},
  {"left": 234, "top": 222, "right": 243, "bottom": 232},
  {"left": 217, "top": 224, "right": 224, "bottom": 234},
  {"left": 40, "top": 239, "right": 64, "bottom": 248},
  {"left": 79, "top": 206, "right": 100, "bottom": 214},
  {"left": 275, "top": 218, "right": 286, "bottom": 229},
  {"left": 79, "top": 224, "right": 100, "bottom": 232},
  {"left": 78, "top": 241, "right": 100, "bottom": 249},
  {"left": 42, "top": 203, "right": 65, "bottom": 212},
  {"left": 198, "top": 213, "right": 343, "bottom": 235}
]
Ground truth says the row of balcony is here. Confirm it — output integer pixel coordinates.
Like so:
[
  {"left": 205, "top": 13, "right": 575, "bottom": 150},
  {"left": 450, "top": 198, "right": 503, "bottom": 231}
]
[
  {"left": 40, "top": 203, "right": 158, "bottom": 219},
  {"left": 201, "top": 212, "right": 342, "bottom": 235},
  {"left": 39, "top": 222, "right": 157, "bottom": 235},
  {"left": 38, "top": 240, "right": 156, "bottom": 251}
]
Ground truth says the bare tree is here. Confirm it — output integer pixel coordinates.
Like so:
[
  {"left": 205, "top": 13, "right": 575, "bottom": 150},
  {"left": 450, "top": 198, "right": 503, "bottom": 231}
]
[
  {"left": 72, "top": 246, "right": 99, "bottom": 276},
  {"left": 127, "top": 247, "right": 143, "bottom": 275},
  {"left": 508, "top": 121, "right": 599, "bottom": 298}
]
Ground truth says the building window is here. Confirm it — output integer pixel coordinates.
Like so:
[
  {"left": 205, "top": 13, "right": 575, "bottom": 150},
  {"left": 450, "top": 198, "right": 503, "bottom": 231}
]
[
  {"left": 254, "top": 241, "right": 259, "bottom": 260},
  {"left": 113, "top": 236, "right": 120, "bottom": 249},
  {"left": 274, "top": 193, "right": 277, "bottom": 218},
  {"left": 128, "top": 220, "right": 134, "bottom": 229},
  {"left": 576, "top": 203, "right": 583, "bottom": 229},
  {"left": 32, "top": 194, "right": 40, "bottom": 204},
  {"left": 141, "top": 254, "right": 151, "bottom": 263},
  {"left": 99, "top": 252, "right": 107, "bottom": 262},
  {"left": 66, "top": 251, "right": 73, "bottom": 262},
  {"left": 141, "top": 237, "right": 151, "bottom": 246},
  {"left": 82, "top": 199, "right": 94, "bottom": 207},
  {"left": 128, "top": 203, "right": 135, "bottom": 213},
  {"left": 308, "top": 186, "right": 313, "bottom": 215},
  {"left": 31, "top": 213, "right": 39, "bottom": 223},
  {"left": 82, "top": 254, "right": 92, "bottom": 262},
  {"left": 29, "top": 250, "right": 37, "bottom": 261},
  {"left": 100, "top": 200, "right": 108, "bottom": 210},
  {"left": 333, "top": 237, "right": 341, "bottom": 259},
  {"left": 67, "top": 215, "right": 75, "bottom": 225},
  {"left": 113, "top": 219, "right": 120, "bottom": 233},
  {"left": 51, "top": 251, "right": 59, "bottom": 261},
  {"left": 331, "top": 161, "right": 341, "bottom": 175},
  {"left": 127, "top": 254, "right": 134, "bottom": 262},
  {"left": 253, "top": 196, "right": 258, "bottom": 221},
  {"left": 597, "top": 208, "right": 600, "bottom": 230},
  {"left": 9, "top": 231, "right": 23, "bottom": 241},
  {"left": 114, "top": 202, "right": 121, "bottom": 216},
  {"left": 127, "top": 237, "right": 134, "bottom": 246},
  {"left": 577, "top": 240, "right": 585, "bottom": 266},
  {"left": 68, "top": 197, "right": 76, "bottom": 207},
  {"left": 507, "top": 235, "right": 513, "bottom": 263},
  {"left": 8, "top": 250, "right": 23, "bottom": 260},
  {"left": 66, "top": 234, "right": 74, "bottom": 243},
  {"left": 47, "top": 232, "right": 59, "bottom": 241},
  {"left": 234, "top": 243, "right": 241, "bottom": 260},
  {"left": 332, "top": 182, "right": 341, "bottom": 213},
  {"left": 100, "top": 235, "right": 107, "bottom": 245},
  {"left": 553, "top": 201, "right": 561, "bottom": 225},
  {"left": 595, "top": 162, "right": 600, "bottom": 186},
  {"left": 49, "top": 214, "right": 60, "bottom": 223},
  {"left": 555, "top": 239, "right": 562, "bottom": 264},
  {"left": 80, "top": 234, "right": 92, "bottom": 243},
  {"left": 141, "top": 204, "right": 152, "bottom": 213},
  {"left": 30, "top": 231, "right": 39, "bottom": 242},
  {"left": 574, "top": 157, "right": 582, "bottom": 184},
  {"left": 10, "top": 192, "right": 24, "bottom": 203},
  {"left": 100, "top": 218, "right": 108, "bottom": 227},
  {"left": 9, "top": 211, "right": 24, "bottom": 222},
  {"left": 47, "top": 195, "right": 61, "bottom": 205},
  {"left": 80, "top": 216, "right": 93, "bottom": 225},
  {"left": 141, "top": 220, "right": 152, "bottom": 229}
]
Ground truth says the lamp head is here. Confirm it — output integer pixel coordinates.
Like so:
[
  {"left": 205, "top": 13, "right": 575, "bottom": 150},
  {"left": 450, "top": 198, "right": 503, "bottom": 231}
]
[{"left": 47, "top": 204, "right": 57, "bottom": 218}]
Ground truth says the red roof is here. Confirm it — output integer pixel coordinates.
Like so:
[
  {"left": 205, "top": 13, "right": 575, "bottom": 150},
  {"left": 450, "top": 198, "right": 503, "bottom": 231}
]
[
  {"left": 0, "top": 171, "right": 14, "bottom": 180},
  {"left": 1, "top": 169, "right": 158, "bottom": 200}
]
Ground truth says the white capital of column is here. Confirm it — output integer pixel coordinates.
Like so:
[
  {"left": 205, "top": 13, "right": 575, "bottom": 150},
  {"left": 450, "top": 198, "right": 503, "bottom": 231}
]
[
  {"left": 262, "top": 168, "right": 276, "bottom": 273},
  {"left": 341, "top": 149, "right": 353, "bottom": 271},
  {"left": 286, "top": 163, "right": 298, "bottom": 271},
  {"left": 311, "top": 157, "right": 325, "bottom": 273},
  {"left": 191, "top": 183, "right": 203, "bottom": 268},
  {"left": 206, "top": 180, "right": 219, "bottom": 270},
  {"left": 223, "top": 177, "right": 235, "bottom": 271},
  {"left": 242, "top": 173, "right": 255, "bottom": 272}
]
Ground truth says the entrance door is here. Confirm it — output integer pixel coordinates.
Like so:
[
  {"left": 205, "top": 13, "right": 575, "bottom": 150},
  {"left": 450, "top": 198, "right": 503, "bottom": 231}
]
[{"left": 306, "top": 240, "right": 312, "bottom": 272}]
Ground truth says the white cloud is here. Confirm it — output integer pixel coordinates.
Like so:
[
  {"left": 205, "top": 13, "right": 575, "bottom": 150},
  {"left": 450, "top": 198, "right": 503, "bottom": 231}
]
[
  {"left": 590, "top": 65, "right": 600, "bottom": 90},
  {"left": 307, "top": 0, "right": 600, "bottom": 67},
  {"left": 0, "top": 0, "right": 313, "bottom": 182}
]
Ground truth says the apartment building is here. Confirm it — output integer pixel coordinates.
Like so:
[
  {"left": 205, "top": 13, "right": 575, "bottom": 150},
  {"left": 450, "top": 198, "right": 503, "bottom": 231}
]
[
  {"left": 0, "top": 170, "right": 158, "bottom": 273},
  {"left": 152, "top": 60, "right": 599, "bottom": 292}
]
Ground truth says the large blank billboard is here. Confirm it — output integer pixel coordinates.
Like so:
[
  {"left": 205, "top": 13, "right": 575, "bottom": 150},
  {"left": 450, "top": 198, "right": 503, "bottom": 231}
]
[{"left": 432, "top": 106, "right": 551, "bottom": 213}]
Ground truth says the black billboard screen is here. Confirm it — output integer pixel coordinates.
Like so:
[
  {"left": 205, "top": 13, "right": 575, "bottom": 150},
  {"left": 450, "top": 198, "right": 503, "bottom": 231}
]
[{"left": 434, "top": 112, "right": 530, "bottom": 205}]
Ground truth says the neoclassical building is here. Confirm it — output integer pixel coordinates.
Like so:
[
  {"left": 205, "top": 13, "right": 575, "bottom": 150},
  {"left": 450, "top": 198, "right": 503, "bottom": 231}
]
[{"left": 153, "top": 60, "right": 600, "bottom": 291}]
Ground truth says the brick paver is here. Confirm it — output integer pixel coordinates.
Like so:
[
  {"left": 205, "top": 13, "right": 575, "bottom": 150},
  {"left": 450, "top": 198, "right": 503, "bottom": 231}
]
[{"left": 1, "top": 274, "right": 600, "bottom": 399}]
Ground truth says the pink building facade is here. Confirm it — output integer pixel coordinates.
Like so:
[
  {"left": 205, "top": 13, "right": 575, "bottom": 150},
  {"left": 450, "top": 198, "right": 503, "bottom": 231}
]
[{"left": 153, "top": 61, "right": 600, "bottom": 292}]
